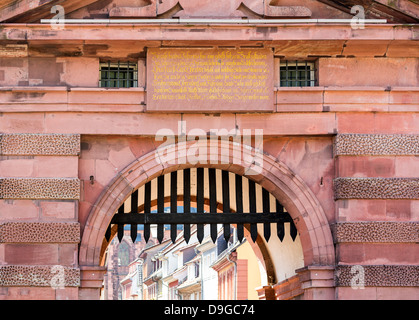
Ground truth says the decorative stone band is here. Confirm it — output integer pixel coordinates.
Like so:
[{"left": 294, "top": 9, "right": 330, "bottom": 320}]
[
  {"left": 0, "top": 134, "right": 80, "bottom": 156},
  {"left": 335, "top": 265, "right": 419, "bottom": 287},
  {"left": 0, "top": 222, "right": 80, "bottom": 243},
  {"left": 0, "top": 178, "right": 80, "bottom": 200},
  {"left": 332, "top": 222, "right": 419, "bottom": 243},
  {"left": 334, "top": 177, "right": 419, "bottom": 200},
  {"left": 333, "top": 134, "right": 419, "bottom": 157},
  {"left": 0, "top": 265, "right": 80, "bottom": 287}
]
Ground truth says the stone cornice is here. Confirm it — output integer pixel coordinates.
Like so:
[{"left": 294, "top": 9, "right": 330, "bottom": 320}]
[{"left": 0, "top": 24, "right": 417, "bottom": 42}]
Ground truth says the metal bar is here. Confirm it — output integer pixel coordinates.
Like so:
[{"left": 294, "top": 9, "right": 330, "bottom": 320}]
[
  {"left": 127, "top": 61, "right": 130, "bottom": 88},
  {"left": 290, "top": 220, "right": 298, "bottom": 241},
  {"left": 130, "top": 189, "right": 138, "bottom": 243},
  {"left": 105, "top": 224, "right": 111, "bottom": 242},
  {"left": 262, "top": 188, "right": 271, "bottom": 242},
  {"left": 117, "top": 60, "right": 120, "bottom": 88},
  {"left": 117, "top": 202, "right": 125, "bottom": 242},
  {"left": 248, "top": 179, "right": 258, "bottom": 243},
  {"left": 111, "top": 212, "right": 293, "bottom": 225},
  {"left": 196, "top": 168, "right": 204, "bottom": 243},
  {"left": 157, "top": 175, "right": 164, "bottom": 244},
  {"left": 276, "top": 199, "right": 285, "bottom": 242},
  {"left": 143, "top": 181, "right": 151, "bottom": 243},
  {"left": 209, "top": 168, "right": 218, "bottom": 243},
  {"left": 183, "top": 168, "right": 191, "bottom": 243},
  {"left": 222, "top": 170, "right": 231, "bottom": 242},
  {"left": 170, "top": 171, "right": 178, "bottom": 243},
  {"left": 235, "top": 174, "right": 244, "bottom": 243},
  {"left": 117, "top": 223, "right": 124, "bottom": 242},
  {"left": 107, "top": 61, "right": 111, "bottom": 87}
]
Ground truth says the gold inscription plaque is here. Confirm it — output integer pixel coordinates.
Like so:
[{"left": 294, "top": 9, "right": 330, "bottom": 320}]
[{"left": 146, "top": 48, "right": 274, "bottom": 112}]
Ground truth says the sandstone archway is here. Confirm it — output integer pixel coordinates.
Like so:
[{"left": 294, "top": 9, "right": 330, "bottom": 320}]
[{"left": 79, "top": 140, "right": 335, "bottom": 299}]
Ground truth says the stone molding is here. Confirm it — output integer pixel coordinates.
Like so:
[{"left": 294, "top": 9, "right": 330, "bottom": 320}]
[
  {"left": 0, "top": 265, "right": 80, "bottom": 287},
  {"left": 0, "top": 178, "right": 80, "bottom": 200},
  {"left": 79, "top": 266, "right": 108, "bottom": 290},
  {"left": 333, "top": 134, "right": 419, "bottom": 157},
  {"left": 334, "top": 177, "right": 419, "bottom": 200},
  {"left": 335, "top": 265, "right": 419, "bottom": 287},
  {"left": 0, "top": 222, "right": 80, "bottom": 243},
  {"left": 0, "top": 134, "right": 80, "bottom": 156},
  {"left": 272, "top": 274, "right": 303, "bottom": 300},
  {"left": 333, "top": 222, "right": 419, "bottom": 243}
]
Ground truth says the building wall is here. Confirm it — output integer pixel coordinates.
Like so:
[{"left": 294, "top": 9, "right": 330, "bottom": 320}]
[
  {"left": 236, "top": 240, "right": 262, "bottom": 300},
  {"left": 0, "top": 15, "right": 417, "bottom": 300}
]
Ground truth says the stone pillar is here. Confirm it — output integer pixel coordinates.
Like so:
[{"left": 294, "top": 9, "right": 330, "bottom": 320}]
[
  {"left": 256, "top": 285, "right": 276, "bottom": 300},
  {"left": 79, "top": 266, "right": 107, "bottom": 300},
  {"left": 0, "top": 134, "right": 81, "bottom": 300},
  {"left": 296, "top": 266, "right": 335, "bottom": 300}
]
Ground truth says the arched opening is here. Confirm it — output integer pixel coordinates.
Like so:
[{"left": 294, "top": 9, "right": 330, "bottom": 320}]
[
  {"left": 79, "top": 140, "right": 335, "bottom": 300},
  {"left": 99, "top": 168, "right": 304, "bottom": 300}
]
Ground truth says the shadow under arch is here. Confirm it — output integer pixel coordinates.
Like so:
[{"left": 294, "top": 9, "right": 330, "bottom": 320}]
[{"left": 79, "top": 140, "right": 335, "bottom": 284}]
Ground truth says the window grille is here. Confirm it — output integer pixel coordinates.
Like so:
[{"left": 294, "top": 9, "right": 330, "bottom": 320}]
[
  {"left": 280, "top": 60, "right": 316, "bottom": 87},
  {"left": 100, "top": 61, "right": 138, "bottom": 88},
  {"left": 107, "top": 168, "right": 298, "bottom": 245}
]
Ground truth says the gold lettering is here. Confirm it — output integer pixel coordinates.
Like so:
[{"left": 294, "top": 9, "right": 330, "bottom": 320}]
[{"left": 150, "top": 49, "right": 270, "bottom": 103}]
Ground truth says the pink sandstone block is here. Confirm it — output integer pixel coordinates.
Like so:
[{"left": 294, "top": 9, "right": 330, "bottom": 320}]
[
  {"left": 319, "top": 58, "right": 419, "bottom": 87},
  {"left": 94, "top": 159, "right": 118, "bottom": 187},
  {"left": 336, "top": 199, "right": 415, "bottom": 222},
  {"left": 337, "top": 243, "right": 419, "bottom": 265},
  {"left": 0, "top": 113, "right": 45, "bottom": 134},
  {"left": 236, "top": 113, "right": 336, "bottom": 136},
  {"left": 336, "top": 287, "right": 378, "bottom": 300},
  {"left": 1, "top": 287, "right": 56, "bottom": 300},
  {"left": 0, "top": 158, "right": 34, "bottom": 177},
  {"left": 0, "top": 200, "right": 39, "bottom": 221},
  {"left": 34, "top": 156, "right": 79, "bottom": 178},
  {"left": 40, "top": 201, "right": 77, "bottom": 220},
  {"left": 336, "top": 156, "right": 396, "bottom": 178}
]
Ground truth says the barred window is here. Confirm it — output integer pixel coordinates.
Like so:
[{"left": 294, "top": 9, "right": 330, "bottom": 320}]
[
  {"left": 100, "top": 61, "right": 138, "bottom": 88},
  {"left": 280, "top": 60, "right": 317, "bottom": 87}
]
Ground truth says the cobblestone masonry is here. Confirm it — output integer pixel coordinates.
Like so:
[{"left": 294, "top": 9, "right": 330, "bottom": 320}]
[
  {"left": 334, "top": 177, "right": 419, "bottom": 200},
  {"left": 0, "top": 134, "right": 80, "bottom": 156},
  {"left": 333, "top": 134, "right": 419, "bottom": 156},
  {"left": 332, "top": 222, "right": 419, "bottom": 243},
  {"left": 0, "top": 178, "right": 80, "bottom": 200},
  {"left": 0, "top": 222, "right": 80, "bottom": 243},
  {"left": 0, "top": 265, "right": 80, "bottom": 287},
  {"left": 335, "top": 265, "right": 419, "bottom": 287}
]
